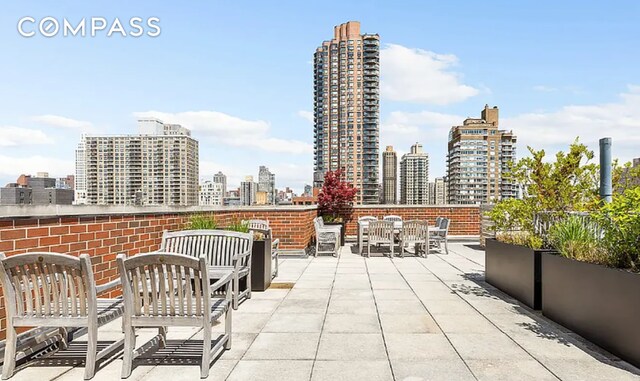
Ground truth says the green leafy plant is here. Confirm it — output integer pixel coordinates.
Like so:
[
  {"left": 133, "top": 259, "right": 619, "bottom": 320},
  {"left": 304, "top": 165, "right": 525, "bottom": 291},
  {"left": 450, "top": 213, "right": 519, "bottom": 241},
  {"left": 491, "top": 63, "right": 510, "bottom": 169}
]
[
  {"left": 593, "top": 187, "right": 640, "bottom": 271},
  {"left": 188, "top": 214, "right": 218, "bottom": 229},
  {"left": 226, "top": 219, "right": 249, "bottom": 233},
  {"left": 488, "top": 139, "right": 600, "bottom": 249},
  {"left": 548, "top": 215, "right": 612, "bottom": 266}
]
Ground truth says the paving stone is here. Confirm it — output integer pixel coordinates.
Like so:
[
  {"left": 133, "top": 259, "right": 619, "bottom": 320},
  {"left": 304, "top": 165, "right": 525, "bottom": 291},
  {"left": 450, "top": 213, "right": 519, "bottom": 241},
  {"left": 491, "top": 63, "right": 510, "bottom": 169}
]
[
  {"left": 316, "top": 333, "right": 387, "bottom": 360},
  {"left": 391, "top": 359, "right": 476, "bottom": 381},
  {"left": 385, "top": 333, "right": 459, "bottom": 360},
  {"left": 324, "top": 313, "right": 381, "bottom": 333},
  {"left": 243, "top": 333, "right": 320, "bottom": 360},
  {"left": 227, "top": 360, "right": 313, "bottom": 381},
  {"left": 311, "top": 360, "right": 393, "bottom": 381},
  {"left": 379, "top": 313, "right": 441, "bottom": 334},
  {"left": 262, "top": 313, "right": 324, "bottom": 333}
]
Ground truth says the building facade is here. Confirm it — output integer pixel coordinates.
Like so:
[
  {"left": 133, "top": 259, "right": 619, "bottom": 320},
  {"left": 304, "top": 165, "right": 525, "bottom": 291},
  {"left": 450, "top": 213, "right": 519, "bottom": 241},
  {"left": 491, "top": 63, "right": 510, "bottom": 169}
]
[
  {"left": 240, "top": 176, "right": 257, "bottom": 206},
  {"left": 199, "top": 180, "right": 224, "bottom": 206},
  {"left": 313, "top": 21, "right": 380, "bottom": 204},
  {"left": 382, "top": 145, "right": 397, "bottom": 204},
  {"left": 213, "top": 171, "right": 227, "bottom": 197},
  {"left": 447, "top": 105, "right": 517, "bottom": 204},
  {"left": 1, "top": 174, "right": 74, "bottom": 205},
  {"left": 258, "top": 166, "right": 276, "bottom": 205},
  {"left": 400, "top": 143, "right": 429, "bottom": 205},
  {"left": 75, "top": 119, "right": 199, "bottom": 206}
]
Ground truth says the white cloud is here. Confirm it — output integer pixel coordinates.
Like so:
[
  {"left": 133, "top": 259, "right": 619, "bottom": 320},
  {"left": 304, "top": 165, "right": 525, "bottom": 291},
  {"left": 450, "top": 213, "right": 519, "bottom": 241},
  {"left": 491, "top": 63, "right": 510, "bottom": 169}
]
[
  {"left": 504, "top": 85, "right": 640, "bottom": 163},
  {"left": 380, "top": 44, "right": 479, "bottom": 105},
  {"left": 297, "top": 110, "right": 314, "bottom": 124},
  {"left": 0, "top": 126, "right": 53, "bottom": 146},
  {"left": 134, "top": 110, "right": 312, "bottom": 155},
  {"left": 0, "top": 155, "right": 73, "bottom": 179},
  {"left": 31, "top": 115, "right": 94, "bottom": 132}
]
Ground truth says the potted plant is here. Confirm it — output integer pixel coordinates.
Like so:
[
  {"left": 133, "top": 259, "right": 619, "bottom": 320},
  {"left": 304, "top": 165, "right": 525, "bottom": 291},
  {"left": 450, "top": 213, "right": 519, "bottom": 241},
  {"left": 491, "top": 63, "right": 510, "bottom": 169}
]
[
  {"left": 486, "top": 140, "right": 598, "bottom": 309},
  {"left": 541, "top": 185, "right": 640, "bottom": 368},
  {"left": 187, "top": 213, "right": 218, "bottom": 229},
  {"left": 226, "top": 219, "right": 272, "bottom": 292},
  {"left": 317, "top": 169, "right": 358, "bottom": 246}
]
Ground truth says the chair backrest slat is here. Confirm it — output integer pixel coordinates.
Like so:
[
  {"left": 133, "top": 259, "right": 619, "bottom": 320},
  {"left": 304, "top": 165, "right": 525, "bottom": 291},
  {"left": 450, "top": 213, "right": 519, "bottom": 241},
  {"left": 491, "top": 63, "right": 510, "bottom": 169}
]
[
  {"left": 161, "top": 230, "right": 253, "bottom": 268},
  {"left": 117, "top": 253, "right": 210, "bottom": 319},
  {"left": 402, "top": 220, "right": 428, "bottom": 241},
  {"left": 368, "top": 221, "right": 394, "bottom": 242},
  {"left": 0, "top": 252, "right": 93, "bottom": 319},
  {"left": 383, "top": 215, "right": 403, "bottom": 223}
]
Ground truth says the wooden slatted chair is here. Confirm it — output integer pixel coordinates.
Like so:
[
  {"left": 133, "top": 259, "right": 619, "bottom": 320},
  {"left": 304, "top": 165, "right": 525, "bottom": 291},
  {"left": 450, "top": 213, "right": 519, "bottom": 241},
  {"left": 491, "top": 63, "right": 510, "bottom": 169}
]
[
  {"left": 400, "top": 220, "right": 429, "bottom": 258},
  {"left": 431, "top": 218, "right": 450, "bottom": 254},
  {"left": 0, "top": 252, "right": 123, "bottom": 380},
  {"left": 116, "top": 252, "right": 232, "bottom": 379},
  {"left": 313, "top": 217, "right": 340, "bottom": 257},
  {"left": 160, "top": 230, "right": 253, "bottom": 310},
  {"left": 243, "top": 220, "right": 280, "bottom": 279},
  {"left": 367, "top": 220, "right": 395, "bottom": 258}
]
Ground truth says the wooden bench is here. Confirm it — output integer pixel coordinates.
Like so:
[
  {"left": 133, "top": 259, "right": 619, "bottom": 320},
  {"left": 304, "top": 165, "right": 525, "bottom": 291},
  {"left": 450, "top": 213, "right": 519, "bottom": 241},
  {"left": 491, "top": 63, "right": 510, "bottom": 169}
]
[{"left": 160, "top": 230, "right": 253, "bottom": 309}]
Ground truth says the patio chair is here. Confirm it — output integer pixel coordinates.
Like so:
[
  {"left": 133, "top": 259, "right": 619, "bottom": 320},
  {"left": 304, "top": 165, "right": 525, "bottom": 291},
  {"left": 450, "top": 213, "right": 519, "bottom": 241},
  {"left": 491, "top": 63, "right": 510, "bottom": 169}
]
[
  {"left": 160, "top": 230, "right": 253, "bottom": 310},
  {"left": 116, "top": 252, "right": 232, "bottom": 379},
  {"left": 243, "top": 219, "right": 279, "bottom": 279},
  {"left": 0, "top": 252, "right": 124, "bottom": 380},
  {"left": 313, "top": 217, "right": 340, "bottom": 257},
  {"left": 400, "top": 220, "right": 429, "bottom": 258},
  {"left": 431, "top": 218, "right": 450, "bottom": 254},
  {"left": 367, "top": 220, "right": 395, "bottom": 258},
  {"left": 357, "top": 216, "right": 378, "bottom": 253},
  {"left": 383, "top": 215, "right": 403, "bottom": 222},
  {"left": 433, "top": 217, "right": 444, "bottom": 228}
]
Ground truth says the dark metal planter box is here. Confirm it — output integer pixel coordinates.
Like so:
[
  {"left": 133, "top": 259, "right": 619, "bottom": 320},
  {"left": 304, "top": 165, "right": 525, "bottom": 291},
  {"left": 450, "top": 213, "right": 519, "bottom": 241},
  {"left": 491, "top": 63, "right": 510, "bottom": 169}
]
[
  {"left": 485, "top": 238, "right": 551, "bottom": 310},
  {"left": 542, "top": 253, "right": 640, "bottom": 368},
  {"left": 250, "top": 239, "right": 272, "bottom": 292}
]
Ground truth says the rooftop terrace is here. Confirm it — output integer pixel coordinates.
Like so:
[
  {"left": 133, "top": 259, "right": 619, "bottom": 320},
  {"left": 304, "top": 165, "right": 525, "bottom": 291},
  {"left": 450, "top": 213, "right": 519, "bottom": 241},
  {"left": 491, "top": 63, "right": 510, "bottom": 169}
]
[{"left": 6, "top": 242, "right": 640, "bottom": 381}]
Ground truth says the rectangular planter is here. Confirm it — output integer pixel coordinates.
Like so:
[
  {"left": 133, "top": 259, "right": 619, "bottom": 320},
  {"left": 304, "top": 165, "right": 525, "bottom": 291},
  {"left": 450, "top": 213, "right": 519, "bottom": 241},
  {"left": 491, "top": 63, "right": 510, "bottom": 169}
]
[
  {"left": 485, "top": 238, "right": 550, "bottom": 310},
  {"left": 324, "top": 221, "right": 345, "bottom": 246},
  {"left": 542, "top": 253, "right": 640, "bottom": 368},
  {"left": 250, "top": 239, "right": 272, "bottom": 292}
]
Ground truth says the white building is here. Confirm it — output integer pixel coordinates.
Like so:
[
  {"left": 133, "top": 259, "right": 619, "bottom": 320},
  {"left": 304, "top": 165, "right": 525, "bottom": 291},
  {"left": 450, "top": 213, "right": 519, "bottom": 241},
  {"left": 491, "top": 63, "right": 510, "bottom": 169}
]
[
  {"left": 199, "top": 180, "right": 224, "bottom": 206},
  {"left": 400, "top": 143, "right": 429, "bottom": 205},
  {"left": 75, "top": 119, "right": 199, "bottom": 205}
]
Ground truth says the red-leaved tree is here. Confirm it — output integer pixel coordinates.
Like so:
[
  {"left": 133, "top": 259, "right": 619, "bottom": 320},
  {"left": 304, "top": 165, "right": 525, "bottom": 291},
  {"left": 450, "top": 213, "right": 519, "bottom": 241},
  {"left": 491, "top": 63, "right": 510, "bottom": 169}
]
[{"left": 317, "top": 170, "right": 358, "bottom": 222}]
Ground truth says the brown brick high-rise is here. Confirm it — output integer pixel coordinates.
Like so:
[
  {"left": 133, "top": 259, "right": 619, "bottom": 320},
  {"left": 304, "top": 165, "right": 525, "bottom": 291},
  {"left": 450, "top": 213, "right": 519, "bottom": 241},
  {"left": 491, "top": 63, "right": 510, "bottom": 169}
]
[{"left": 313, "top": 21, "right": 380, "bottom": 204}]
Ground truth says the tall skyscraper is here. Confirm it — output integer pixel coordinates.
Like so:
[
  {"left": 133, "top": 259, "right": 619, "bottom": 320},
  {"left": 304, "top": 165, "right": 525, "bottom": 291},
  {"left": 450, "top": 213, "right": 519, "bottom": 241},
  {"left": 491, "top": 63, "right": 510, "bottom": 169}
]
[
  {"left": 447, "top": 105, "right": 517, "bottom": 204},
  {"left": 400, "top": 143, "right": 429, "bottom": 205},
  {"left": 313, "top": 21, "right": 380, "bottom": 204},
  {"left": 75, "top": 119, "right": 199, "bottom": 205},
  {"left": 240, "top": 176, "right": 257, "bottom": 206},
  {"left": 213, "top": 171, "right": 227, "bottom": 196},
  {"left": 382, "top": 146, "right": 397, "bottom": 204},
  {"left": 258, "top": 166, "right": 276, "bottom": 205}
]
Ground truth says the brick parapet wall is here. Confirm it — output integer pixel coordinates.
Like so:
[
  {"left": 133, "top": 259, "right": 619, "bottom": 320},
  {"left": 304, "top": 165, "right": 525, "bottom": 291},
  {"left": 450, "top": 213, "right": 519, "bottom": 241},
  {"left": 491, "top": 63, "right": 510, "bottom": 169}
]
[{"left": 0, "top": 204, "right": 479, "bottom": 340}]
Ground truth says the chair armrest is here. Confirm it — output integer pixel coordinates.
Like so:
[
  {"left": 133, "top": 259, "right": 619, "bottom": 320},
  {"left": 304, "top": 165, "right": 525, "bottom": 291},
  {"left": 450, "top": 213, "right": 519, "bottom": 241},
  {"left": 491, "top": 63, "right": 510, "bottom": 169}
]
[
  {"left": 96, "top": 278, "right": 121, "bottom": 294},
  {"left": 271, "top": 238, "right": 280, "bottom": 251},
  {"left": 209, "top": 271, "right": 233, "bottom": 293},
  {"left": 320, "top": 226, "right": 341, "bottom": 233},
  {"left": 236, "top": 248, "right": 252, "bottom": 260}
]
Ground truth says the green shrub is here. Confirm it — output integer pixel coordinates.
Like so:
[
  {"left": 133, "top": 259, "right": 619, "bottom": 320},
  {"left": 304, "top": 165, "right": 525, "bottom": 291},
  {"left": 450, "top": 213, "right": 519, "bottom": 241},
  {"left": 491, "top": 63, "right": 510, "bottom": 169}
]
[
  {"left": 594, "top": 187, "right": 640, "bottom": 271},
  {"left": 188, "top": 214, "right": 218, "bottom": 229},
  {"left": 495, "top": 231, "right": 543, "bottom": 249},
  {"left": 548, "top": 215, "right": 613, "bottom": 266}
]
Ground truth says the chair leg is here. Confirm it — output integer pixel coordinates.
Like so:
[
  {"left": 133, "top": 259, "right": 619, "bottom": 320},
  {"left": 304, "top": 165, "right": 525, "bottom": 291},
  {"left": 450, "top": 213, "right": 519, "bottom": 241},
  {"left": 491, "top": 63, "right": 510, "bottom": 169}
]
[
  {"left": 158, "top": 326, "right": 167, "bottom": 348},
  {"left": 2, "top": 325, "right": 17, "bottom": 380},
  {"left": 121, "top": 326, "right": 135, "bottom": 379},
  {"left": 59, "top": 327, "right": 69, "bottom": 350},
  {"left": 225, "top": 302, "right": 232, "bottom": 350},
  {"left": 367, "top": 242, "right": 371, "bottom": 258},
  {"left": 247, "top": 273, "right": 252, "bottom": 300},
  {"left": 201, "top": 325, "right": 211, "bottom": 378},
  {"left": 84, "top": 325, "right": 98, "bottom": 380},
  {"left": 275, "top": 255, "right": 279, "bottom": 278},
  {"left": 315, "top": 240, "right": 319, "bottom": 257},
  {"left": 390, "top": 240, "right": 394, "bottom": 258},
  {"left": 233, "top": 274, "right": 239, "bottom": 310},
  {"left": 444, "top": 238, "right": 449, "bottom": 254}
]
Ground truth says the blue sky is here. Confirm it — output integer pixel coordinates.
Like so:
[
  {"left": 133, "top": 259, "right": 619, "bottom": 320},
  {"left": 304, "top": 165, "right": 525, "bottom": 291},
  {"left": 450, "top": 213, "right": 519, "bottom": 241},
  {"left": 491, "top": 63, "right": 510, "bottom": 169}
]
[{"left": 1, "top": 1, "right": 639, "bottom": 193}]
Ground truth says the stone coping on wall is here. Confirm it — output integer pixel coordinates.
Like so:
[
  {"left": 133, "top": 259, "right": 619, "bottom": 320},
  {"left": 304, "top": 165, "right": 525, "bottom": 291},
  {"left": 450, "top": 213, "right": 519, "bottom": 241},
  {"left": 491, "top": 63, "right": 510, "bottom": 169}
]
[{"left": 0, "top": 204, "right": 319, "bottom": 219}]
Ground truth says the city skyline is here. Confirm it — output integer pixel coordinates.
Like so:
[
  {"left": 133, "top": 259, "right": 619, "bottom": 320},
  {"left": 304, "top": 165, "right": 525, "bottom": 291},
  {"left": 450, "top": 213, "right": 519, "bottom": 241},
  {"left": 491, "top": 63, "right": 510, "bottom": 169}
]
[{"left": 1, "top": 1, "right": 639, "bottom": 194}]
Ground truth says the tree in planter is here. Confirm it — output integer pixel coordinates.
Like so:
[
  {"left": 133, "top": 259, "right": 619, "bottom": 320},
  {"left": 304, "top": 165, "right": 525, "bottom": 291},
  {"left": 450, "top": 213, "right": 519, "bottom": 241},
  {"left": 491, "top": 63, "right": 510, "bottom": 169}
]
[
  {"left": 488, "top": 139, "right": 600, "bottom": 248},
  {"left": 317, "top": 169, "right": 358, "bottom": 223}
]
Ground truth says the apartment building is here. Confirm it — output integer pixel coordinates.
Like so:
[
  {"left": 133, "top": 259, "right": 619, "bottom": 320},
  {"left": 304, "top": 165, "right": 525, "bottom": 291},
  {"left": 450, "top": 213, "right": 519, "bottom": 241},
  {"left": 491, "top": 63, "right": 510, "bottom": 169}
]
[
  {"left": 75, "top": 119, "right": 199, "bottom": 205},
  {"left": 447, "top": 105, "right": 517, "bottom": 204},
  {"left": 382, "top": 146, "right": 397, "bottom": 204},
  {"left": 258, "top": 166, "right": 276, "bottom": 205},
  {"left": 400, "top": 143, "right": 429, "bottom": 205},
  {"left": 313, "top": 21, "right": 380, "bottom": 204},
  {"left": 199, "top": 180, "right": 224, "bottom": 206}
]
